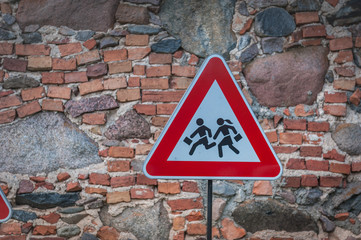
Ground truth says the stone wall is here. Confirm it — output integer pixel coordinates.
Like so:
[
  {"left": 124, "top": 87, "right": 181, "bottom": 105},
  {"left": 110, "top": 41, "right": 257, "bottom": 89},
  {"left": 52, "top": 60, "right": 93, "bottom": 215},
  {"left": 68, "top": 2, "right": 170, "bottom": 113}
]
[{"left": 0, "top": 0, "right": 361, "bottom": 239}]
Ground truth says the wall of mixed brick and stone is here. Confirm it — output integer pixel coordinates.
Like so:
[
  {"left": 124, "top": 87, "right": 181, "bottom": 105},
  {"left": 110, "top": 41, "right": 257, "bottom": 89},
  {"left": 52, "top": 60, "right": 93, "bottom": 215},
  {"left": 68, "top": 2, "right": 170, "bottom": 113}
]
[{"left": 0, "top": 0, "right": 361, "bottom": 239}]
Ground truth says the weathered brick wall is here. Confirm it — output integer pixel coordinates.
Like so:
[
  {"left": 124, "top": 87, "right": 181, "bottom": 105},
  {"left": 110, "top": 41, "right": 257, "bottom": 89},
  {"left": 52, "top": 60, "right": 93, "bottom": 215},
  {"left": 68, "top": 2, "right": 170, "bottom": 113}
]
[{"left": 0, "top": 0, "right": 361, "bottom": 239}]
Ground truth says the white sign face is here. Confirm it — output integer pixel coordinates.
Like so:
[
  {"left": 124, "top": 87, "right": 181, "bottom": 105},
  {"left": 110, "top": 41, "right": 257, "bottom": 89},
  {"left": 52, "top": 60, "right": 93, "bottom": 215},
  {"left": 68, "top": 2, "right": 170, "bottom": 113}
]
[{"left": 168, "top": 80, "right": 260, "bottom": 162}]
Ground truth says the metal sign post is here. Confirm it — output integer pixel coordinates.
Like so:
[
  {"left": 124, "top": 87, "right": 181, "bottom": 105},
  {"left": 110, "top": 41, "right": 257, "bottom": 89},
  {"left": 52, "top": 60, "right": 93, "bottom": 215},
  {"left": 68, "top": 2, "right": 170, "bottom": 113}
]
[{"left": 207, "top": 180, "right": 213, "bottom": 240}]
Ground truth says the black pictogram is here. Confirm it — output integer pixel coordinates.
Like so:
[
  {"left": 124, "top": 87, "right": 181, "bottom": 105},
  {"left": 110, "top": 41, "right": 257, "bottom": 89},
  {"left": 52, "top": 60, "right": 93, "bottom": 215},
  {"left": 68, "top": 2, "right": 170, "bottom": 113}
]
[{"left": 213, "top": 118, "right": 242, "bottom": 158}]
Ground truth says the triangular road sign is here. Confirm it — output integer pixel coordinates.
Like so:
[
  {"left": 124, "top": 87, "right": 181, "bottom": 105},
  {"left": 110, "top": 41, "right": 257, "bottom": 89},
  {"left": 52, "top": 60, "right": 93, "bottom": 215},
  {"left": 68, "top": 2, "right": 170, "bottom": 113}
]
[
  {"left": 0, "top": 188, "right": 12, "bottom": 222},
  {"left": 143, "top": 55, "right": 282, "bottom": 180}
]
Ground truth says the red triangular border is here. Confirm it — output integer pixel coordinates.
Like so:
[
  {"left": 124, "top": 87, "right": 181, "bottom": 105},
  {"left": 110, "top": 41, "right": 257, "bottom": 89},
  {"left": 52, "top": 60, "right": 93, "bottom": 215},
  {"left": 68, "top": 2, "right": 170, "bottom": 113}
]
[
  {"left": 143, "top": 55, "right": 282, "bottom": 180},
  {"left": 0, "top": 188, "right": 12, "bottom": 222}
]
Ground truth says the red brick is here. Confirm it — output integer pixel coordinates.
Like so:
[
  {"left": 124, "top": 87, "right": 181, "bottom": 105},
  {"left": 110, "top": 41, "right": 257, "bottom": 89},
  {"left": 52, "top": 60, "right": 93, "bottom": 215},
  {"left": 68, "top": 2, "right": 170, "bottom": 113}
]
[
  {"left": 52, "top": 58, "right": 77, "bottom": 71},
  {"left": 220, "top": 218, "right": 246, "bottom": 240},
  {"left": 3, "top": 58, "right": 27, "bottom": 72},
  {"left": 0, "top": 109, "right": 16, "bottom": 124},
  {"left": 76, "top": 50, "right": 100, "bottom": 65},
  {"left": 284, "top": 119, "right": 307, "bottom": 130},
  {"left": 350, "top": 88, "right": 361, "bottom": 106},
  {"left": 83, "top": 113, "right": 106, "bottom": 125},
  {"left": 66, "top": 182, "right": 82, "bottom": 192},
  {"left": 334, "top": 212, "right": 349, "bottom": 221},
  {"left": 333, "top": 79, "right": 355, "bottom": 91},
  {"left": 42, "top": 99, "right": 64, "bottom": 112},
  {"left": 273, "top": 146, "right": 298, "bottom": 154},
  {"left": 58, "top": 43, "right": 82, "bottom": 57},
  {"left": 85, "top": 187, "right": 107, "bottom": 195},
  {"left": 227, "top": 61, "right": 242, "bottom": 72},
  {"left": 130, "top": 188, "right": 154, "bottom": 199},
  {"left": 108, "top": 146, "right": 135, "bottom": 158},
  {"left": 324, "top": 92, "right": 347, "bottom": 103},
  {"left": 173, "top": 50, "right": 183, "bottom": 58},
  {"left": 142, "top": 90, "right": 185, "bottom": 102},
  {"left": 83, "top": 38, "right": 97, "bottom": 50},
  {"left": 173, "top": 216, "right": 185, "bottom": 230},
  {"left": 136, "top": 173, "right": 157, "bottom": 186},
  {"left": 78, "top": 174, "right": 88, "bottom": 180},
  {"left": 239, "top": 18, "right": 253, "bottom": 35},
  {"left": 47, "top": 86, "right": 71, "bottom": 100},
  {"left": 108, "top": 61, "right": 132, "bottom": 74},
  {"left": 354, "top": 36, "right": 361, "bottom": 48},
  {"left": 302, "top": 25, "right": 325, "bottom": 38},
  {"left": 307, "top": 121, "right": 330, "bottom": 132},
  {"left": 32, "top": 225, "right": 56, "bottom": 235},
  {"left": 110, "top": 176, "right": 135, "bottom": 188},
  {"left": 65, "top": 71, "right": 88, "bottom": 83},
  {"left": 265, "top": 131, "right": 278, "bottom": 143},
  {"left": 186, "top": 211, "right": 203, "bottom": 221},
  {"left": 79, "top": 79, "right": 104, "bottom": 96},
  {"left": 302, "top": 38, "right": 322, "bottom": 46},
  {"left": 323, "top": 105, "right": 347, "bottom": 117},
  {"left": 282, "top": 176, "right": 301, "bottom": 188},
  {"left": 106, "top": 191, "right": 131, "bottom": 204},
  {"left": 286, "top": 158, "right": 306, "bottom": 170},
  {"left": 301, "top": 174, "right": 318, "bottom": 187},
  {"left": 300, "top": 146, "right": 322, "bottom": 157},
  {"left": 16, "top": 101, "right": 41, "bottom": 118},
  {"left": 133, "top": 65, "right": 146, "bottom": 75},
  {"left": 320, "top": 176, "right": 342, "bottom": 187},
  {"left": 306, "top": 159, "right": 329, "bottom": 171},
  {"left": 35, "top": 181, "right": 55, "bottom": 190},
  {"left": 128, "top": 47, "right": 151, "bottom": 60},
  {"left": 158, "top": 182, "right": 181, "bottom": 194},
  {"left": 104, "top": 77, "right": 127, "bottom": 90},
  {"left": 149, "top": 53, "right": 172, "bottom": 64},
  {"left": 125, "top": 34, "right": 149, "bottom": 46},
  {"left": 295, "top": 12, "right": 319, "bottom": 25},
  {"left": 135, "top": 143, "right": 153, "bottom": 155},
  {"left": 97, "top": 226, "right": 120, "bottom": 240},
  {"left": 103, "top": 49, "right": 127, "bottom": 62},
  {"left": 128, "top": 76, "right": 140, "bottom": 87},
  {"left": 21, "top": 87, "right": 44, "bottom": 101},
  {"left": 334, "top": 50, "right": 353, "bottom": 64},
  {"left": 40, "top": 212, "right": 60, "bottom": 224},
  {"left": 116, "top": 89, "right": 141, "bottom": 102},
  {"left": 0, "top": 95, "right": 22, "bottom": 109},
  {"left": 279, "top": 132, "right": 303, "bottom": 145},
  {"left": 30, "top": 176, "right": 46, "bottom": 182},
  {"left": 0, "top": 42, "right": 13, "bottom": 55},
  {"left": 146, "top": 65, "right": 171, "bottom": 77},
  {"left": 330, "top": 162, "right": 350, "bottom": 174},
  {"left": 141, "top": 78, "right": 169, "bottom": 89},
  {"left": 57, "top": 172, "right": 70, "bottom": 182},
  {"left": 172, "top": 65, "right": 196, "bottom": 77},
  {"left": 167, "top": 197, "right": 203, "bottom": 211},
  {"left": 107, "top": 160, "right": 130, "bottom": 172},
  {"left": 41, "top": 72, "right": 65, "bottom": 84},
  {"left": 187, "top": 223, "right": 207, "bottom": 235},
  {"left": 335, "top": 66, "right": 355, "bottom": 77},
  {"left": 157, "top": 103, "right": 177, "bottom": 115},
  {"left": 100, "top": 148, "right": 109, "bottom": 157},
  {"left": 329, "top": 37, "right": 353, "bottom": 51},
  {"left": 182, "top": 181, "right": 199, "bottom": 192},
  {"left": 352, "top": 162, "right": 361, "bottom": 172},
  {"left": 356, "top": 77, "right": 361, "bottom": 85},
  {"left": 152, "top": 116, "right": 169, "bottom": 126},
  {"left": 170, "top": 77, "right": 192, "bottom": 89},
  {"left": 0, "top": 3, "right": 11, "bottom": 14},
  {"left": 0, "top": 222, "right": 21, "bottom": 235},
  {"left": 27, "top": 56, "right": 52, "bottom": 71},
  {"left": 134, "top": 104, "right": 156, "bottom": 115},
  {"left": 326, "top": 0, "right": 338, "bottom": 7},
  {"left": 89, "top": 173, "right": 110, "bottom": 186},
  {"left": 15, "top": 44, "right": 51, "bottom": 56},
  {"left": 0, "top": 90, "right": 13, "bottom": 98},
  {"left": 252, "top": 180, "right": 273, "bottom": 196},
  {"left": 323, "top": 149, "right": 345, "bottom": 162}
]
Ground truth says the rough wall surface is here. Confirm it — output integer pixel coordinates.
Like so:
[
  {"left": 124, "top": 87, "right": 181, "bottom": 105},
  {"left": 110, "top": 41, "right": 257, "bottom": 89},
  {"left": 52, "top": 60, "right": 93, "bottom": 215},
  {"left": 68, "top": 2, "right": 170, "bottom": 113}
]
[{"left": 0, "top": 0, "right": 360, "bottom": 240}]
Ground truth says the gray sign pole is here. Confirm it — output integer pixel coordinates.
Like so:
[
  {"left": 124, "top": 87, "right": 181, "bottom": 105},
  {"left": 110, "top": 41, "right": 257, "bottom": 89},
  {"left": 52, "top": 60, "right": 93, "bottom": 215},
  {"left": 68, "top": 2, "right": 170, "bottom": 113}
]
[{"left": 207, "top": 180, "right": 213, "bottom": 240}]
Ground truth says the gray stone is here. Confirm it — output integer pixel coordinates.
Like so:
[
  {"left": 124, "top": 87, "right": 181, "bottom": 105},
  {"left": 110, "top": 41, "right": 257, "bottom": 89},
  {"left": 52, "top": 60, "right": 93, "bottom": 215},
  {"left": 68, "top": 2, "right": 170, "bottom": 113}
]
[
  {"left": 58, "top": 206, "right": 85, "bottom": 214},
  {"left": 332, "top": 124, "right": 361, "bottom": 155},
  {"left": 21, "top": 32, "right": 42, "bottom": 44},
  {"left": 320, "top": 215, "right": 335, "bottom": 233},
  {"left": 87, "top": 199, "right": 104, "bottom": 209},
  {"left": 159, "top": 0, "right": 237, "bottom": 59},
  {"left": 131, "top": 159, "right": 144, "bottom": 172},
  {"left": 87, "top": 63, "right": 108, "bottom": 78},
  {"left": 238, "top": 34, "right": 251, "bottom": 50},
  {"left": 105, "top": 110, "right": 151, "bottom": 140},
  {"left": 238, "top": 1, "right": 249, "bottom": 16},
  {"left": 288, "top": 0, "right": 321, "bottom": 12},
  {"left": 261, "top": 37, "right": 284, "bottom": 54},
  {"left": 151, "top": 39, "right": 181, "bottom": 53},
  {"left": 327, "top": 0, "right": 361, "bottom": 26},
  {"left": 295, "top": 188, "right": 322, "bottom": 205},
  {"left": 76, "top": 197, "right": 98, "bottom": 206},
  {"left": 0, "top": 28, "right": 16, "bottom": 40},
  {"left": 24, "top": 24, "right": 40, "bottom": 33},
  {"left": 109, "top": 28, "right": 128, "bottom": 37},
  {"left": 240, "top": 43, "right": 258, "bottom": 63},
  {"left": 16, "top": 0, "right": 119, "bottom": 32},
  {"left": 278, "top": 190, "right": 296, "bottom": 204},
  {"left": 325, "top": 70, "right": 334, "bottom": 83},
  {"left": 243, "top": 46, "right": 329, "bottom": 107},
  {"left": 65, "top": 95, "right": 118, "bottom": 118},
  {"left": 57, "top": 225, "right": 81, "bottom": 238},
  {"left": 232, "top": 199, "right": 318, "bottom": 233},
  {"left": 116, "top": 3, "right": 150, "bottom": 25},
  {"left": 3, "top": 75, "right": 40, "bottom": 89},
  {"left": 12, "top": 210, "right": 37, "bottom": 222},
  {"left": 59, "top": 26, "right": 76, "bottom": 36},
  {"left": 100, "top": 201, "right": 171, "bottom": 240},
  {"left": 0, "top": 112, "right": 101, "bottom": 174},
  {"left": 99, "top": 37, "right": 118, "bottom": 49},
  {"left": 255, "top": 7, "right": 296, "bottom": 37},
  {"left": 125, "top": 0, "right": 160, "bottom": 5},
  {"left": 102, "top": 140, "right": 121, "bottom": 147},
  {"left": 62, "top": 213, "right": 88, "bottom": 224},
  {"left": 17, "top": 180, "right": 34, "bottom": 194},
  {"left": 353, "top": 48, "right": 361, "bottom": 68},
  {"left": 16, "top": 192, "right": 80, "bottom": 209},
  {"left": 213, "top": 181, "right": 236, "bottom": 197},
  {"left": 81, "top": 233, "right": 99, "bottom": 240},
  {"left": 149, "top": 12, "right": 162, "bottom": 26},
  {"left": 128, "top": 25, "right": 161, "bottom": 35},
  {"left": 76, "top": 30, "right": 95, "bottom": 41},
  {"left": 247, "top": 0, "right": 288, "bottom": 8},
  {"left": 3, "top": 14, "right": 16, "bottom": 25}
]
